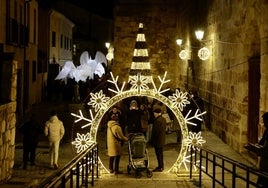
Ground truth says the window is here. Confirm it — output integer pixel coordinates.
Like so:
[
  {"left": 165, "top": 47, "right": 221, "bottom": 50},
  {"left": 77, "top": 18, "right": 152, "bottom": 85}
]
[{"left": 52, "top": 31, "right": 56, "bottom": 47}]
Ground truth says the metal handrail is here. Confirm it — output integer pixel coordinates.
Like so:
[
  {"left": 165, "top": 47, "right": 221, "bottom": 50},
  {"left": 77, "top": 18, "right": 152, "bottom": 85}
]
[
  {"left": 37, "top": 143, "right": 98, "bottom": 188},
  {"left": 189, "top": 147, "right": 268, "bottom": 188}
]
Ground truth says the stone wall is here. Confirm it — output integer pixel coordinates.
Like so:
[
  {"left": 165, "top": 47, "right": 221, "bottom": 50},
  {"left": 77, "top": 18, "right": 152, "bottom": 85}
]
[
  {"left": 0, "top": 61, "right": 17, "bottom": 183},
  {"left": 113, "top": 0, "right": 268, "bottom": 158},
  {"left": 194, "top": 0, "right": 268, "bottom": 153}
]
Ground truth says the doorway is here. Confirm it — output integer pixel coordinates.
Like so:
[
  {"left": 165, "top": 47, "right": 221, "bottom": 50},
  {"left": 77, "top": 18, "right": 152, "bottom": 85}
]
[{"left": 248, "top": 56, "right": 260, "bottom": 143}]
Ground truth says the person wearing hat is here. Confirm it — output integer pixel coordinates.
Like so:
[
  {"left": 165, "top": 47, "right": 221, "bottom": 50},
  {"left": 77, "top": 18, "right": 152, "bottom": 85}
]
[
  {"left": 126, "top": 100, "right": 142, "bottom": 134},
  {"left": 151, "top": 108, "right": 167, "bottom": 172},
  {"left": 107, "top": 113, "right": 128, "bottom": 174},
  {"left": 108, "top": 105, "right": 125, "bottom": 136},
  {"left": 256, "top": 112, "right": 268, "bottom": 187}
]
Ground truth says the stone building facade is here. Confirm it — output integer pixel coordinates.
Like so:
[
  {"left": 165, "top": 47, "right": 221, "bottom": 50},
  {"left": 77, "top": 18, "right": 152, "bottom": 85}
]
[
  {"left": 112, "top": 0, "right": 268, "bottom": 161},
  {"left": 0, "top": 58, "right": 17, "bottom": 182},
  {"left": 0, "top": 0, "right": 114, "bottom": 183}
]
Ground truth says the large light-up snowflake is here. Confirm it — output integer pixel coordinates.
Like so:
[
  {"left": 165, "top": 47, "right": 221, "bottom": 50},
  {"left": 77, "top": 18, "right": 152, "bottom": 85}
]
[
  {"left": 168, "top": 90, "right": 190, "bottom": 111},
  {"left": 184, "top": 131, "right": 206, "bottom": 151},
  {"left": 72, "top": 133, "right": 93, "bottom": 153},
  {"left": 71, "top": 71, "right": 206, "bottom": 174},
  {"left": 87, "top": 90, "right": 110, "bottom": 111}
]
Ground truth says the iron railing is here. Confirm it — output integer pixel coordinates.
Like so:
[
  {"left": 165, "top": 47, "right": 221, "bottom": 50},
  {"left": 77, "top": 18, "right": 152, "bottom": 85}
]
[
  {"left": 189, "top": 147, "right": 268, "bottom": 188},
  {"left": 37, "top": 143, "right": 98, "bottom": 188}
]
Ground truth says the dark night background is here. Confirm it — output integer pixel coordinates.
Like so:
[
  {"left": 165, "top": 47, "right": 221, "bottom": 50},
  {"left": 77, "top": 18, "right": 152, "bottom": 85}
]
[{"left": 38, "top": 0, "right": 114, "bottom": 19}]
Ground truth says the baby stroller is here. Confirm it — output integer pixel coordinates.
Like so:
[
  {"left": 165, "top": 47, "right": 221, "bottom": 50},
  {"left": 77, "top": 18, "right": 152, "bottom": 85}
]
[{"left": 127, "top": 133, "right": 153, "bottom": 178}]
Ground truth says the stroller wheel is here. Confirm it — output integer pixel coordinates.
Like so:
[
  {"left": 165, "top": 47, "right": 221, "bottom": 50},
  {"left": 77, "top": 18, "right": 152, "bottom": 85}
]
[
  {"left": 146, "top": 170, "right": 153, "bottom": 178},
  {"left": 135, "top": 171, "right": 142, "bottom": 178}
]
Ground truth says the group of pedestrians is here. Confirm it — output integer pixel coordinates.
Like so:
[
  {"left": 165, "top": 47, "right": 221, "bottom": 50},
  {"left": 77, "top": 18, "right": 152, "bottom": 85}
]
[
  {"left": 19, "top": 110, "right": 65, "bottom": 170},
  {"left": 105, "top": 98, "right": 168, "bottom": 173},
  {"left": 18, "top": 95, "right": 268, "bottom": 186}
]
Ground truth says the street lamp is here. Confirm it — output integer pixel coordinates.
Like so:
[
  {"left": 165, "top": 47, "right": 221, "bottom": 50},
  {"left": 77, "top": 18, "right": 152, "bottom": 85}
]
[
  {"left": 176, "top": 39, "right": 182, "bottom": 46},
  {"left": 195, "top": 30, "right": 204, "bottom": 41},
  {"left": 105, "top": 42, "right": 110, "bottom": 49},
  {"left": 105, "top": 42, "right": 114, "bottom": 71}
]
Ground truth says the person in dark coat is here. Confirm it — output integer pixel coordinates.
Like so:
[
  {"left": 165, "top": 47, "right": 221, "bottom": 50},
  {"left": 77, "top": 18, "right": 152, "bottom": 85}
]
[
  {"left": 245, "top": 112, "right": 268, "bottom": 187},
  {"left": 19, "top": 113, "right": 43, "bottom": 169},
  {"left": 126, "top": 100, "right": 142, "bottom": 134},
  {"left": 256, "top": 112, "right": 268, "bottom": 187},
  {"left": 151, "top": 108, "right": 166, "bottom": 172},
  {"left": 191, "top": 90, "right": 204, "bottom": 133},
  {"left": 140, "top": 103, "right": 149, "bottom": 138}
]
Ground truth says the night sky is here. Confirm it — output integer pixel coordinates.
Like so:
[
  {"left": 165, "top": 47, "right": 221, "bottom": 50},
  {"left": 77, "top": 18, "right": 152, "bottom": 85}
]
[
  {"left": 64, "top": 0, "right": 114, "bottom": 19},
  {"left": 38, "top": 0, "right": 114, "bottom": 19}
]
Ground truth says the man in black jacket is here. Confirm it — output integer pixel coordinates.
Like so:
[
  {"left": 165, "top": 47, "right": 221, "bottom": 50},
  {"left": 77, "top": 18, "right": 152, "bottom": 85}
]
[
  {"left": 151, "top": 108, "right": 166, "bottom": 172},
  {"left": 19, "top": 113, "right": 43, "bottom": 169}
]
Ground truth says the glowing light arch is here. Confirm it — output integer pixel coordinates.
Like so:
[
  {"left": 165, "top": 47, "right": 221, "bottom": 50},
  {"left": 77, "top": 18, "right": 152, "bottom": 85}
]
[
  {"left": 71, "top": 72, "right": 206, "bottom": 174},
  {"left": 89, "top": 90, "right": 188, "bottom": 172}
]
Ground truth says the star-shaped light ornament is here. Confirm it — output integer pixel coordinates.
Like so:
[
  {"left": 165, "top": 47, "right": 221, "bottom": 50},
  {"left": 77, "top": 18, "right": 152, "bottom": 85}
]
[
  {"left": 72, "top": 133, "right": 94, "bottom": 153},
  {"left": 87, "top": 90, "right": 110, "bottom": 112},
  {"left": 168, "top": 90, "right": 190, "bottom": 111},
  {"left": 184, "top": 131, "right": 206, "bottom": 151},
  {"left": 129, "top": 74, "right": 150, "bottom": 91}
]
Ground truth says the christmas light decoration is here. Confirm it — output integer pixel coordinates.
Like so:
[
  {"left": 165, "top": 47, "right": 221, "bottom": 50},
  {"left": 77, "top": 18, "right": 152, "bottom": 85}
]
[
  {"left": 71, "top": 22, "right": 206, "bottom": 175},
  {"left": 129, "top": 23, "right": 152, "bottom": 83},
  {"left": 198, "top": 47, "right": 211, "bottom": 60},
  {"left": 168, "top": 90, "right": 190, "bottom": 111},
  {"left": 71, "top": 71, "right": 206, "bottom": 174},
  {"left": 184, "top": 132, "right": 206, "bottom": 151},
  {"left": 179, "top": 50, "right": 188, "bottom": 60},
  {"left": 72, "top": 133, "right": 93, "bottom": 153}
]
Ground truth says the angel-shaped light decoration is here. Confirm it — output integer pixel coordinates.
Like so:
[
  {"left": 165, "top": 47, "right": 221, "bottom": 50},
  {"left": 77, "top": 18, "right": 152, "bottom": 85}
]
[{"left": 55, "top": 51, "right": 107, "bottom": 82}]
